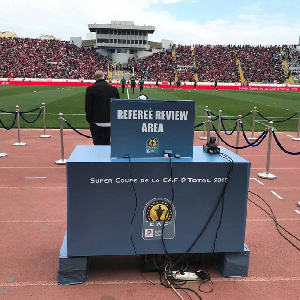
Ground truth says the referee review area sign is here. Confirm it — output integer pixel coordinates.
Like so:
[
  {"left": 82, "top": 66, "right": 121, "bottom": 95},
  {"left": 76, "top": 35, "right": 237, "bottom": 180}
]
[{"left": 110, "top": 99, "right": 195, "bottom": 158}]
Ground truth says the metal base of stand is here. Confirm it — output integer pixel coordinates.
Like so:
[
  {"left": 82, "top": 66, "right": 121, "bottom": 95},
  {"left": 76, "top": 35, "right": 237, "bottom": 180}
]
[
  {"left": 0, "top": 153, "right": 7, "bottom": 157},
  {"left": 55, "top": 159, "right": 67, "bottom": 165},
  {"left": 199, "top": 136, "right": 207, "bottom": 140},
  {"left": 40, "top": 134, "right": 51, "bottom": 138},
  {"left": 13, "top": 142, "right": 26, "bottom": 146},
  {"left": 258, "top": 172, "right": 277, "bottom": 179},
  {"left": 292, "top": 137, "right": 300, "bottom": 141}
]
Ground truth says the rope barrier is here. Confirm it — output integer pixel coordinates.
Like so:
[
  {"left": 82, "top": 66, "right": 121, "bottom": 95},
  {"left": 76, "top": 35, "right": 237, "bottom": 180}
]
[
  {"left": 272, "top": 131, "right": 300, "bottom": 155},
  {"left": 0, "top": 113, "right": 17, "bottom": 130},
  {"left": 211, "top": 123, "right": 268, "bottom": 150},
  {"left": 20, "top": 107, "right": 42, "bottom": 113},
  {"left": 241, "top": 123, "right": 267, "bottom": 147},
  {"left": 209, "top": 110, "right": 252, "bottom": 119},
  {"left": 63, "top": 118, "right": 92, "bottom": 138},
  {"left": 220, "top": 118, "right": 237, "bottom": 136},
  {"left": 0, "top": 109, "right": 16, "bottom": 113},
  {"left": 194, "top": 122, "right": 204, "bottom": 129},
  {"left": 20, "top": 108, "right": 43, "bottom": 123},
  {"left": 257, "top": 111, "right": 298, "bottom": 123}
]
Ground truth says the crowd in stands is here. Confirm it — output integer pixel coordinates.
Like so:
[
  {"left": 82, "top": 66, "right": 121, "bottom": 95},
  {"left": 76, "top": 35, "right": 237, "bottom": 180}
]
[
  {"left": 236, "top": 45, "right": 286, "bottom": 83},
  {"left": 0, "top": 37, "right": 108, "bottom": 79},
  {"left": 130, "top": 49, "right": 175, "bottom": 82},
  {"left": 0, "top": 37, "right": 294, "bottom": 84},
  {"left": 283, "top": 45, "right": 300, "bottom": 83},
  {"left": 194, "top": 44, "right": 240, "bottom": 82}
]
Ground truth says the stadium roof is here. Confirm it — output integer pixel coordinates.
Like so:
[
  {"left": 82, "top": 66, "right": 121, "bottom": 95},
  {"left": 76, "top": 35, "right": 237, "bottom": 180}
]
[{"left": 88, "top": 21, "right": 155, "bottom": 33}]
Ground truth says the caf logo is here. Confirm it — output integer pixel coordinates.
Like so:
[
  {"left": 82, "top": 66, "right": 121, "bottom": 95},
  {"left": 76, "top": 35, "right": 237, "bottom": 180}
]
[
  {"left": 146, "top": 199, "right": 173, "bottom": 222},
  {"left": 147, "top": 137, "right": 158, "bottom": 148}
]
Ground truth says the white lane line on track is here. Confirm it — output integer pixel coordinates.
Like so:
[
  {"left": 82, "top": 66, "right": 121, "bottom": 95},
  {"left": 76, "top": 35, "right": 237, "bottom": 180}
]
[
  {"left": 271, "top": 191, "right": 283, "bottom": 200},
  {"left": 0, "top": 220, "right": 65, "bottom": 223},
  {"left": 295, "top": 210, "right": 300, "bottom": 215},
  {"left": 25, "top": 177, "right": 47, "bottom": 179},
  {"left": 1, "top": 218, "right": 299, "bottom": 223},
  {"left": 250, "top": 178, "right": 264, "bottom": 185},
  {"left": 1, "top": 277, "right": 300, "bottom": 287}
]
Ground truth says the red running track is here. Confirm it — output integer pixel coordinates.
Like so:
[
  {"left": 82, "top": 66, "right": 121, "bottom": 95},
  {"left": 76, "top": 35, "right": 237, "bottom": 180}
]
[{"left": 0, "top": 128, "right": 299, "bottom": 300}]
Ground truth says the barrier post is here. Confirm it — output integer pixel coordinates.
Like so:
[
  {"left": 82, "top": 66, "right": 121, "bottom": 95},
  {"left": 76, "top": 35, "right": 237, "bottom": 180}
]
[
  {"left": 40, "top": 103, "right": 51, "bottom": 138},
  {"left": 199, "top": 106, "right": 208, "bottom": 140},
  {"left": 13, "top": 105, "right": 26, "bottom": 146},
  {"left": 55, "top": 113, "right": 67, "bottom": 165},
  {"left": 248, "top": 107, "right": 257, "bottom": 140},
  {"left": 258, "top": 121, "right": 276, "bottom": 179},
  {"left": 235, "top": 115, "right": 242, "bottom": 154},
  {"left": 206, "top": 116, "right": 211, "bottom": 143},
  {"left": 292, "top": 112, "right": 300, "bottom": 141},
  {"left": 0, "top": 130, "right": 7, "bottom": 157},
  {"left": 217, "top": 110, "right": 222, "bottom": 145}
]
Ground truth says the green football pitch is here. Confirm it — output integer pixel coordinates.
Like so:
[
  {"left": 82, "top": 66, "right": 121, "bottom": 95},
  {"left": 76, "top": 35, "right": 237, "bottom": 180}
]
[{"left": 0, "top": 85, "right": 299, "bottom": 132}]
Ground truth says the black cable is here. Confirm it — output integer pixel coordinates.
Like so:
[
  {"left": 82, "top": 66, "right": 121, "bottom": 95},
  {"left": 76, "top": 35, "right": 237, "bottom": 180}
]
[
  {"left": 248, "top": 191, "right": 300, "bottom": 251},
  {"left": 126, "top": 156, "right": 157, "bottom": 286},
  {"left": 212, "top": 153, "right": 234, "bottom": 252},
  {"left": 172, "top": 152, "right": 235, "bottom": 267},
  {"left": 198, "top": 269, "right": 214, "bottom": 294},
  {"left": 160, "top": 156, "right": 175, "bottom": 257}
]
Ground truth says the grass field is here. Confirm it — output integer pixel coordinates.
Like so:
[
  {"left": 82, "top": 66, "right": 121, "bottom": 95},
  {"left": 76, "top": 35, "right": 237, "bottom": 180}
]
[{"left": 0, "top": 85, "right": 299, "bottom": 132}]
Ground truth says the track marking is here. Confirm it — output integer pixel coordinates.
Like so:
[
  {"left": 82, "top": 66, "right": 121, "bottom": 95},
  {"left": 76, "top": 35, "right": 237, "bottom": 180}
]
[
  {"left": 247, "top": 218, "right": 300, "bottom": 222},
  {"left": 286, "top": 135, "right": 293, "bottom": 138},
  {"left": 25, "top": 177, "right": 47, "bottom": 179},
  {"left": 271, "top": 191, "right": 283, "bottom": 200},
  {"left": 250, "top": 178, "right": 264, "bottom": 185},
  {"left": 0, "top": 187, "right": 66, "bottom": 189},
  {"left": 0, "top": 167, "right": 64, "bottom": 169},
  {"left": 0, "top": 275, "right": 16, "bottom": 295},
  {"left": 0, "top": 220, "right": 65, "bottom": 223},
  {"left": 295, "top": 210, "right": 300, "bottom": 215},
  {"left": 1, "top": 277, "right": 300, "bottom": 287}
]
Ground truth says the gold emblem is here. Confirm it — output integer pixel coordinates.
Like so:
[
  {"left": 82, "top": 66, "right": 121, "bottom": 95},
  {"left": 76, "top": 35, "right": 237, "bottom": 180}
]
[
  {"left": 147, "top": 138, "right": 158, "bottom": 147},
  {"left": 146, "top": 200, "right": 173, "bottom": 221}
]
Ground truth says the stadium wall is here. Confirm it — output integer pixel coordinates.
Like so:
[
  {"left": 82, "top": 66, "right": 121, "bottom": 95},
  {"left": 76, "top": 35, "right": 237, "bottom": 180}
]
[{"left": 1, "top": 79, "right": 299, "bottom": 91}]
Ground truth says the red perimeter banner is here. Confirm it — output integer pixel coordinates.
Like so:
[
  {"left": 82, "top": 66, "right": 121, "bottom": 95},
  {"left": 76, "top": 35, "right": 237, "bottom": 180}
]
[{"left": 1, "top": 80, "right": 299, "bottom": 91}]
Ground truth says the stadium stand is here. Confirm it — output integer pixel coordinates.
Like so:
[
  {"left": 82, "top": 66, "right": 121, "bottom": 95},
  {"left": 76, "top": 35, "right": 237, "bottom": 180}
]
[
  {"left": 0, "top": 37, "right": 108, "bottom": 79},
  {"left": 0, "top": 37, "right": 296, "bottom": 84},
  {"left": 283, "top": 45, "right": 300, "bottom": 84},
  {"left": 194, "top": 44, "right": 240, "bottom": 83},
  {"left": 236, "top": 45, "right": 286, "bottom": 84}
]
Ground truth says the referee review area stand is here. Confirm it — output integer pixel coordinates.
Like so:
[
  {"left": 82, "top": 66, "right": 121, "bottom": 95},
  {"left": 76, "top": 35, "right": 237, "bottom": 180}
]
[
  {"left": 85, "top": 71, "right": 120, "bottom": 145},
  {"left": 58, "top": 99, "right": 251, "bottom": 285}
]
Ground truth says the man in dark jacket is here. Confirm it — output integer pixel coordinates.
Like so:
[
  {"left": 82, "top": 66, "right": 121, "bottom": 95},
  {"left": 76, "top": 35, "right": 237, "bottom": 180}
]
[{"left": 85, "top": 71, "right": 120, "bottom": 145}]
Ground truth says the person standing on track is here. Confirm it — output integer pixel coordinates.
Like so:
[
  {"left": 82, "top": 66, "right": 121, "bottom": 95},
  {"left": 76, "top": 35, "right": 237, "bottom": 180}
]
[{"left": 85, "top": 70, "right": 120, "bottom": 145}]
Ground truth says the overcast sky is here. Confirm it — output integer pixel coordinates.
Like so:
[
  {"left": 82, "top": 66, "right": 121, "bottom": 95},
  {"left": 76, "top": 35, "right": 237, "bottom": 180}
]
[{"left": 1, "top": 0, "right": 299, "bottom": 45}]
